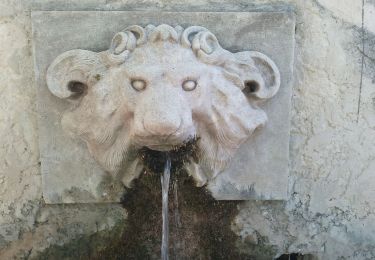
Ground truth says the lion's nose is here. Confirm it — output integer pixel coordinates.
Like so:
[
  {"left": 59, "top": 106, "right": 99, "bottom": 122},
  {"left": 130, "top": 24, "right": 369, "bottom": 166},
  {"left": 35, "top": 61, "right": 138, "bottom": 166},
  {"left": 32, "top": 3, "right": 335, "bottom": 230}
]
[{"left": 143, "top": 116, "right": 182, "bottom": 136}]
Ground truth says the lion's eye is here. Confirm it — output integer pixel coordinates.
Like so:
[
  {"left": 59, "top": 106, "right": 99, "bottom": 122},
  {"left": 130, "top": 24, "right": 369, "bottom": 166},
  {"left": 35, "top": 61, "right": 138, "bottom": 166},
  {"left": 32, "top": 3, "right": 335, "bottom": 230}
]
[
  {"left": 131, "top": 79, "right": 146, "bottom": 91},
  {"left": 182, "top": 80, "right": 197, "bottom": 91}
]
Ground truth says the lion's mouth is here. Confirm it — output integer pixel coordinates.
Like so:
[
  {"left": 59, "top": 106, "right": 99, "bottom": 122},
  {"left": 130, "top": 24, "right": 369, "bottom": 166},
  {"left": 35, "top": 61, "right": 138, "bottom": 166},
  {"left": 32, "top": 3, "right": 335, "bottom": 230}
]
[
  {"left": 134, "top": 132, "right": 196, "bottom": 152},
  {"left": 138, "top": 138, "right": 199, "bottom": 174},
  {"left": 146, "top": 144, "right": 177, "bottom": 152}
]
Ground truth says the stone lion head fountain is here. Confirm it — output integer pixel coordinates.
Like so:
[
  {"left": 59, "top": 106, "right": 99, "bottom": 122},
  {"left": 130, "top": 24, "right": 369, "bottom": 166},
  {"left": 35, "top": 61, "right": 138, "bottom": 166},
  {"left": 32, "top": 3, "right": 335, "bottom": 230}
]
[{"left": 46, "top": 24, "right": 280, "bottom": 187}]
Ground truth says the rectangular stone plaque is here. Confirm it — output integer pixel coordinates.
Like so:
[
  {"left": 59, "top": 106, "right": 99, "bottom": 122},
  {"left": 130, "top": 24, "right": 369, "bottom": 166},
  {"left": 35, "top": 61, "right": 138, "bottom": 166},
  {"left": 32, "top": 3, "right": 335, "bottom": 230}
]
[{"left": 32, "top": 11, "right": 294, "bottom": 203}]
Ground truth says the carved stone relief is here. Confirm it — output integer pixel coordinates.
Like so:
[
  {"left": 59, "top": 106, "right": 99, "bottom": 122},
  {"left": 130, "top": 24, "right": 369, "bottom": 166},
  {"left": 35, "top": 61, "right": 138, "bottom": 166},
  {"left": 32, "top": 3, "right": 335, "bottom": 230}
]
[
  {"left": 32, "top": 11, "right": 294, "bottom": 202},
  {"left": 46, "top": 24, "right": 281, "bottom": 187}
]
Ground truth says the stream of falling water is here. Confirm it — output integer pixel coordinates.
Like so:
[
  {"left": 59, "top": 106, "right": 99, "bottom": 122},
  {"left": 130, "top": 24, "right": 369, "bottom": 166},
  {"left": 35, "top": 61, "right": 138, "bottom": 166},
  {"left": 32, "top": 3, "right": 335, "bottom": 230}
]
[
  {"left": 161, "top": 155, "right": 171, "bottom": 260},
  {"left": 172, "top": 178, "right": 182, "bottom": 259}
]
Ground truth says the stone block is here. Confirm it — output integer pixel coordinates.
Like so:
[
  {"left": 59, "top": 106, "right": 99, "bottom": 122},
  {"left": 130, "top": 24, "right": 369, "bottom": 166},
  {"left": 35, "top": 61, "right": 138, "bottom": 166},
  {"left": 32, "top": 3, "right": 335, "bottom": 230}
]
[{"left": 32, "top": 11, "right": 295, "bottom": 203}]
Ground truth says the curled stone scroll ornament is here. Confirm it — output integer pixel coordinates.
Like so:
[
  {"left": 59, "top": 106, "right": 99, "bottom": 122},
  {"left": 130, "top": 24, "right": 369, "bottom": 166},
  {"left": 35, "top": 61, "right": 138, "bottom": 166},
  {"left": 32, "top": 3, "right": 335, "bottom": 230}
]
[{"left": 46, "top": 24, "right": 281, "bottom": 187}]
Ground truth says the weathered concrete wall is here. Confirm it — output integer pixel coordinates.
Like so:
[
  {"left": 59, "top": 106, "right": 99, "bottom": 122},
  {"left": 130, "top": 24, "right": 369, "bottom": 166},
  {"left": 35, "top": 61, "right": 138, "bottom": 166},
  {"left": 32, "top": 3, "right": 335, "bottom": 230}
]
[{"left": 0, "top": 0, "right": 374, "bottom": 259}]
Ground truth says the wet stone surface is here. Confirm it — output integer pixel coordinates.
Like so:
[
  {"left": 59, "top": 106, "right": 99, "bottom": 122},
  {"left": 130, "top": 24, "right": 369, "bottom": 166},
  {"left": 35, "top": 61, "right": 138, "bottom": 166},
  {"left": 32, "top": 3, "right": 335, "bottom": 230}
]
[
  {"left": 138, "top": 138, "right": 200, "bottom": 175},
  {"left": 93, "top": 168, "right": 247, "bottom": 259}
]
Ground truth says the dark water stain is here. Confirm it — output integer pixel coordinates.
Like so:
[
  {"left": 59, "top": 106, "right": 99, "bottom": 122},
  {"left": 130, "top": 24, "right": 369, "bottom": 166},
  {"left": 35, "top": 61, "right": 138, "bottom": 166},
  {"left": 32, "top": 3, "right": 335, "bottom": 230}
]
[
  {"left": 35, "top": 142, "right": 266, "bottom": 259},
  {"left": 34, "top": 221, "right": 125, "bottom": 260},
  {"left": 92, "top": 171, "right": 247, "bottom": 260},
  {"left": 137, "top": 138, "right": 200, "bottom": 174},
  {"left": 92, "top": 143, "right": 249, "bottom": 259}
]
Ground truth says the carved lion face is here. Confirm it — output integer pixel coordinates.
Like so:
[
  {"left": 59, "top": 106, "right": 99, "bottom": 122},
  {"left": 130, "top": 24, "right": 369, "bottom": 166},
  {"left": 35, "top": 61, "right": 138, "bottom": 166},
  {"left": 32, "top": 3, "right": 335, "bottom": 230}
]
[{"left": 47, "top": 24, "right": 280, "bottom": 186}]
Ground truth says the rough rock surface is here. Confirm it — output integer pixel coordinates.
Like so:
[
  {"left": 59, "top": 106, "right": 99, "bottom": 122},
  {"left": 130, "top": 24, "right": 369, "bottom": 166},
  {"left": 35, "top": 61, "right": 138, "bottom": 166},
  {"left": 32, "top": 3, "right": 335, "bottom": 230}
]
[{"left": 0, "top": 0, "right": 374, "bottom": 259}]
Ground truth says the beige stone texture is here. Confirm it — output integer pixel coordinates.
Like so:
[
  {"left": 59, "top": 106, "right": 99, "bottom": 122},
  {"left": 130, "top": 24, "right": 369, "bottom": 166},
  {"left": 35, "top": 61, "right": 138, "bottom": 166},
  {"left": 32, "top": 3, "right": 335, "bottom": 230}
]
[
  {"left": 0, "top": 0, "right": 374, "bottom": 259},
  {"left": 33, "top": 12, "right": 294, "bottom": 202}
]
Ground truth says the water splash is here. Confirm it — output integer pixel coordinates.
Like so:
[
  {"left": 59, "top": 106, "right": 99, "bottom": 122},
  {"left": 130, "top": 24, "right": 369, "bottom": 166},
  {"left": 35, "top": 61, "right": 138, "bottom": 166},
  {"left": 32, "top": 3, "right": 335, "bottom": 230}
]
[{"left": 161, "top": 155, "right": 171, "bottom": 260}]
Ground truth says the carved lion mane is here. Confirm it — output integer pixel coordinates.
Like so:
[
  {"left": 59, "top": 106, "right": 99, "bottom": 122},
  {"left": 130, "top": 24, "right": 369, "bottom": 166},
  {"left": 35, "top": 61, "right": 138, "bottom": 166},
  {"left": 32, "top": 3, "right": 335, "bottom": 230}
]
[{"left": 47, "top": 24, "right": 280, "bottom": 187}]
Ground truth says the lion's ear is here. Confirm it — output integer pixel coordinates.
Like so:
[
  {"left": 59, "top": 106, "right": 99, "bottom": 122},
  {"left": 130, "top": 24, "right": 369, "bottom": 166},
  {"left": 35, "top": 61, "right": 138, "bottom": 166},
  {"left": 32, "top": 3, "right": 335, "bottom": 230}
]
[
  {"left": 233, "top": 51, "right": 281, "bottom": 100},
  {"left": 47, "top": 50, "right": 102, "bottom": 100}
]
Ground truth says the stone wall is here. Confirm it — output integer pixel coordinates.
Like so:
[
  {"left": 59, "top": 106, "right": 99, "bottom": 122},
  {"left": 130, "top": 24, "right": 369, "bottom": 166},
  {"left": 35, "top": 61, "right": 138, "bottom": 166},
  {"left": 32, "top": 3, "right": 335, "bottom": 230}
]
[{"left": 0, "top": 0, "right": 374, "bottom": 259}]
